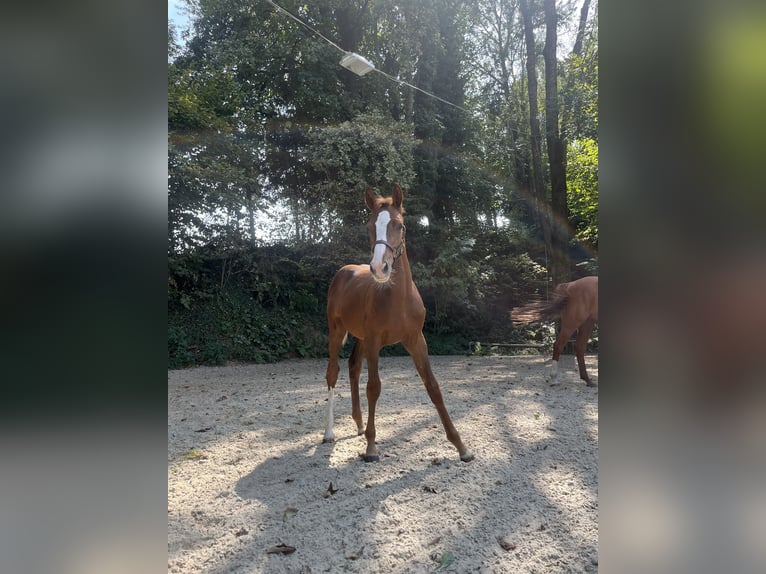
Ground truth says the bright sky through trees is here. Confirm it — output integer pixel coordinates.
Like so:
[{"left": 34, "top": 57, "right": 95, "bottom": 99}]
[{"left": 168, "top": 0, "right": 191, "bottom": 39}]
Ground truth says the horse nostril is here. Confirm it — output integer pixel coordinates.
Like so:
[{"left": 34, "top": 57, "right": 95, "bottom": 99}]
[
  {"left": 383, "top": 262, "right": 389, "bottom": 273},
  {"left": 369, "top": 264, "right": 374, "bottom": 274}
]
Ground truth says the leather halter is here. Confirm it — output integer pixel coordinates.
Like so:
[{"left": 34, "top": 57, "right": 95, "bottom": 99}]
[{"left": 372, "top": 225, "right": 406, "bottom": 261}]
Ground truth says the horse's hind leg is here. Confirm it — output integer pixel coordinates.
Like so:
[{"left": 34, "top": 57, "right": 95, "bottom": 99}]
[
  {"left": 551, "top": 323, "right": 577, "bottom": 384},
  {"left": 323, "top": 323, "right": 346, "bottom": 443},
  {"left": 404, "top": 333, "right": 474, "bottom": 462},
  {"left": 348, "top": 339, "right": 365, "bottom": 435},
  {"left": 574, "top": 318, "right": 597, "bottom": 387}
]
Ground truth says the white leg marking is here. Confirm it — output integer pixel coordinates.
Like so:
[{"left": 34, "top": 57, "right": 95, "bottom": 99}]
[
  {"left": 550, "top": 359, "right": 561, "bottom": 385},
  {"left": 323, "top": 387, "right": 335, "bottom": 442}
]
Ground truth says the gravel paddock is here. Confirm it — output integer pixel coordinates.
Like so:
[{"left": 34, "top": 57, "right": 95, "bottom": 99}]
[{"left": 168, "top": 354, "right": 598, "bottom": 573}]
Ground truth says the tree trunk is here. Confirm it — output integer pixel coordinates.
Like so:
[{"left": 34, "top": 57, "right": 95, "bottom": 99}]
[
  {"left": 543, "top": 0, "right": 570, "bottom": 285},
  {"left": 247, "top": 190, "right": 256, "bottom": 248},
  {"left": 290, "top": 197, "right": 302, "bottom": 243},
  {"left": 572, "top": 0, "right": 592, "bottom": 57},
  {"left": 519, "top": 0, "right": 554, "bottom": 271}
]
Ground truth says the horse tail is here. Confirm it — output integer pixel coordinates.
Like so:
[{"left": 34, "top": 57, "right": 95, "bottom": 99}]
[{"left": 511, "top": 290, "right": 570, "bottom": 326}]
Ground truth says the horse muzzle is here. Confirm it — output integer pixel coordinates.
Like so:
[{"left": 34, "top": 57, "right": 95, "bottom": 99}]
[
  {"left": 369, "top": 259, "right": 392, "bottom": 283},
  {"left": 369, "top": 239, "right": 403, "bottom": 283}
]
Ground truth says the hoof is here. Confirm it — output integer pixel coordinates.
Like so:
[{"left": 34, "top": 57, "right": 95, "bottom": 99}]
[
  {"left": 322, "top": 435, "right": 335, "bottom": 444},
  {"left": 357, "top": 429, "right": 365, "bottom": 436},
  {"left": 586, "top": 381, "right": 598, "bottom": 388},
  {"left": 460, "top": 450, "right": 475, "bottom": 463},
  {"left": 362, "top": 454, "right": 380, "bottom": 463}
]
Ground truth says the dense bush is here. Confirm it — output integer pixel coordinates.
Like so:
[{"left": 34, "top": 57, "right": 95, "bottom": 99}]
[
  {"left": 168, "top": 245, "right": 337, "bottom": 368},
  {"left": 168, "top": 233, "right": 561, "bottom": 368}
]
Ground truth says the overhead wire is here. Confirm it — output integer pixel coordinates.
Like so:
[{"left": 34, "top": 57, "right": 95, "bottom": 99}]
[
  {"left": 265, "top": 0, "right": 345, "bottom": 53},
  {"left": 264, "top": 0, "right": 471, "bottom": 113}
]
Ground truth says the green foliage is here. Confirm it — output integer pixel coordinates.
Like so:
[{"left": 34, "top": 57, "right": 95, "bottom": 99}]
[
  {"left": 567, "top": 138, "right": 599, "bottom": 249},
  {"left": 411, "top": 228, "right": 548, "bottom": 345},
  {"left": 168, "top": 246, "right": 337, "bottom": 367},
  {"left": 307, "top": 112, "right": 417, "bottom": 192},
  {"left": 167, "top": 228, "right": 550, "bottom": 367},
  {"left": 563, "top": 43, "right": 599, "bottom": 141},
  {"left": 168, "top": 290, "right": 323, "bottom": 368},
  {"left": 166, "top": 0, "right": 599, "bottom": 367},
  {"left": 265, "top": 111, "right": 417, "bottom": 245},
  {"left": 412, "top": 238, "right": 479, "bottom": 334}
]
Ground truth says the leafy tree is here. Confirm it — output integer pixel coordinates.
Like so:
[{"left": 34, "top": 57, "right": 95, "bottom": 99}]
[
  {"left": 166, "top": 0, "right": 599, "bottom": 366},
  {"left": 266, "top": 111, "right": 416, "bottom": 247},
  {"left": 562, "top": 1, "right": 598, "bottom": 142},
  {"left": 566, "top": 137, "right": 598, "bottom": 249}
]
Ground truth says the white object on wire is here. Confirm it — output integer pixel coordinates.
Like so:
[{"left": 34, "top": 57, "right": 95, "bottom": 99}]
[{"left": 339, "top": 53, "right": 375, "bottom": 76}]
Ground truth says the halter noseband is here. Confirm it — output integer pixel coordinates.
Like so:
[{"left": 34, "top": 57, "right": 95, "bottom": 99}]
[
  {"left": 372, "top": 224, "right": 406, "bottom": 261},
  {"left": 374, "top": 238, "right": 405, "bottom": 260}
]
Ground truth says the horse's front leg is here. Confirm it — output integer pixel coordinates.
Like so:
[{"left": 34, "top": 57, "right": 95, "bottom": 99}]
[
  {"left": 574, "top": 319, "right": 597, "bottom": 387},
  {"left": 404, "top": 333, "right": 474, "bottom": 462},
  {"left": 348, "top": 339, "right": 365, "bottom": 435},
  {"left": 362, "top": 346, "right": 382, "bottom": 462},
  {"left": 323, "top": 325, "right": 346, "bottom": 443}
]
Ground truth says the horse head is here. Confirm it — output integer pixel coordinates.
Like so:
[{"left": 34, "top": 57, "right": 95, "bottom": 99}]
[{"left": 365, "top": 184, "right": 406, "bottom": 284}]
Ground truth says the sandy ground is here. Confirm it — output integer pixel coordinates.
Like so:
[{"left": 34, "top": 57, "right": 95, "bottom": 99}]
[{"left": 168, "top": 353, "right": 598, "bottom": 573}]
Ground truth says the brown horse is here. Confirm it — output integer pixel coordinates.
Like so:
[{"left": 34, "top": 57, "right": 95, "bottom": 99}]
[
  {"left": 323, "top": 184, "right": 474, "bottom": 463},
  {"left": 512, "top": 276, "right": 598, "bottom": 386}
]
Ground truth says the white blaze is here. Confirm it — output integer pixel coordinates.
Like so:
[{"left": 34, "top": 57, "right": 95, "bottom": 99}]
[{"left": 370, "top": 210, "right": 390, "bottom": 270}]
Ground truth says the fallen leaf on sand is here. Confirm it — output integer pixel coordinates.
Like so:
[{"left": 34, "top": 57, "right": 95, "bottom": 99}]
[
  {"left": 497, "top": 536, "right": 517, "bottom": 551},
  {"left": 182, "top": 448, "right": 207, "bottom": 460},
  {"left": 266, "top": 543, "right": 296, "bottom": 555},
  {"left": 433, "top": 551, "right": 454, "bottom": 571},
  {"left": 283, "top": 507, "right": 299, "bottom": 521},
  {"left": 323, "top": 482, "right": 339, "bottom": 498}
]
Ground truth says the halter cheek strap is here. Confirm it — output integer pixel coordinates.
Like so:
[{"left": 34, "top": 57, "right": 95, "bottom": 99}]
[
  {"left": 373, "top": 223, "right": 406, "bottom": 260},
  {"left": 374, "top": 238, "right": 405, "bottom": 260},
  {"left": 372, "top": 214, "right": 406, "bottom": 261}
]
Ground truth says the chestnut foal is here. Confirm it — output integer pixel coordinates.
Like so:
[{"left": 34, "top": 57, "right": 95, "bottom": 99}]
[
  {"left": 323, "top": 184, "right": 474, "bottom": 463},
  {"left": 513, "top": 275, "right": 598, "bottom": 386}
]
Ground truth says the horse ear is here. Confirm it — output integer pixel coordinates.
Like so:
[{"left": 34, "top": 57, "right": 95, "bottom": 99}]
[
  {"left": 364, "top": 186, "right": 377, "bottom": 211},
  {"left": 392, "top": 183, "right": 403, "bottom": 209}
]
